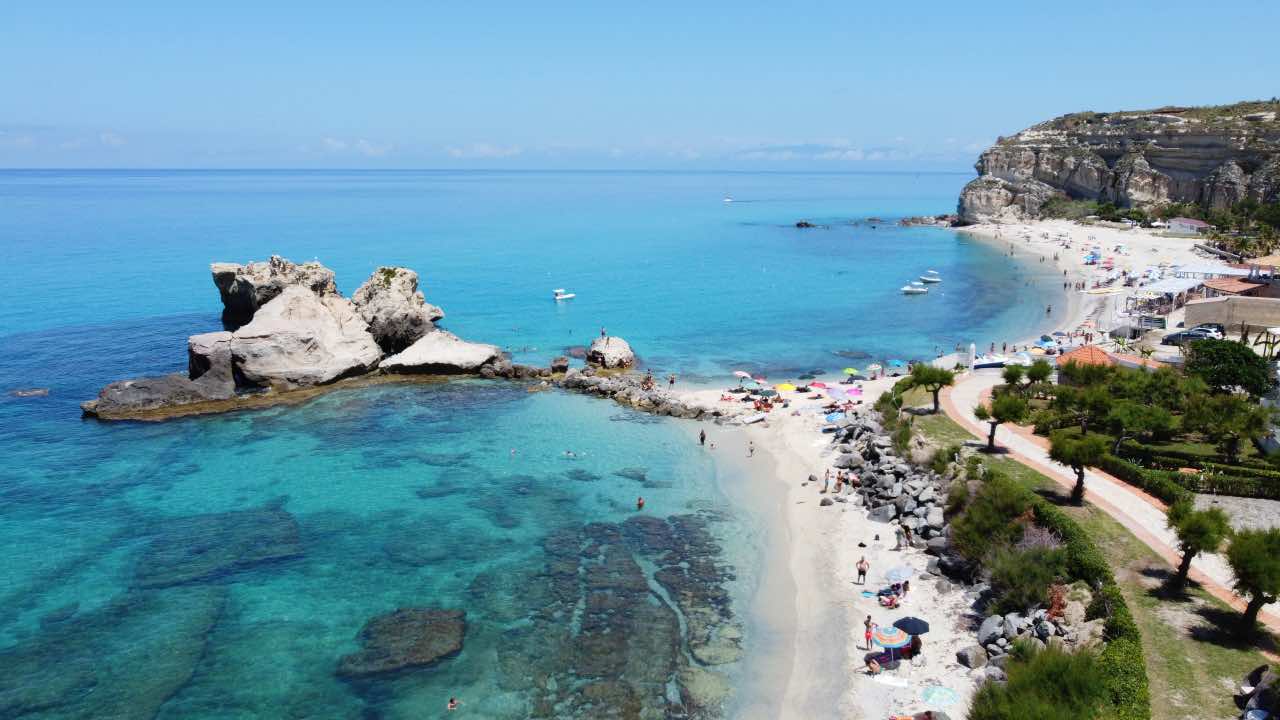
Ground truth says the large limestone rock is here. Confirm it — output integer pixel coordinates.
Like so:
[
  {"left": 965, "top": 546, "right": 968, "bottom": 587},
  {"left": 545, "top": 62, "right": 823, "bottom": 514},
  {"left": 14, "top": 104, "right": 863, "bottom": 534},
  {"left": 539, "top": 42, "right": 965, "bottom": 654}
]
[
  {"left": 351, "top": 266, "right": 444, "bottom": 353},
  {"left": 211, "top": 255, "right": 339, "bottom": 329},
  {"left": 188, "top": 331, "right": 235, "bottom": 385},
  {"left": 586, "top": 335, "right": 635, "bottom": 368},
  {"left": 380, "top": 330, "right": 502, "bottom": 374},
  {"left": 80, "top": 372, "right": 236, "bottom": 419},
  {"left": 231, "top": 286, "right": 381, "bottom": 389},
  {"left": 958, "top": 100, "right": 1280, "bottom": 223},
  {"left": 336, "top": 608, "right": 466, "bottom": 678}
]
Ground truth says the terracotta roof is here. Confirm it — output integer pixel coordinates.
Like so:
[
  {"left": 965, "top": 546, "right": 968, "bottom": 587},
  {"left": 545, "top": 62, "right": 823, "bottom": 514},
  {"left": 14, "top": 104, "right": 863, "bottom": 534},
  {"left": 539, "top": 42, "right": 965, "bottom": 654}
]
[
  {"left": 1056, "top": 345, "right": 1116, "bottom": 367},
  {"left": 1203, "top": 277, "right": 1263, "bottom": 294}
]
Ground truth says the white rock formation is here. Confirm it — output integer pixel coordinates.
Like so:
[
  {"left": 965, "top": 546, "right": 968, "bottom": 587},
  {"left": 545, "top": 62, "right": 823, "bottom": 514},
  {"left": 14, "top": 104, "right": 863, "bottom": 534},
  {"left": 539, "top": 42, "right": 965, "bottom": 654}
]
[
  {"left": 211, "top": 255, "right": 339, "bottom": 328},
  {"left": 585, "top": 336, "right": 635, "bottom": 368},
  {"left": 351, "top": 267, "right": 444, "bottom": 353},
  {"left": 230, "top": 286, "right": 381, "bottom": 389},
  {"left": 380, "top": 330, "right": 501, "bottom": 374}
]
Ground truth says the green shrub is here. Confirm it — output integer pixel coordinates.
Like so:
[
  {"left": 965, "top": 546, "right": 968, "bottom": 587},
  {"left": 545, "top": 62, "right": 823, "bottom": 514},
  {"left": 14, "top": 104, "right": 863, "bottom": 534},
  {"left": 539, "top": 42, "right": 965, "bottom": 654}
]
[
  {"left": 929, "top": 443, "right": 963, "bottom": 476},
  {"left": 1096, "top": 454, "right": 1192, "bottom": 505},
  {"left": 987, "top": 546, "right": 1067, "bottom": 615},
  {"left": 950, "top": 472, "right": 1030, "bottom": 563},
  {"left": 945, "top": 480, "right": 970, "bottom": 516},
  {"left": 969, "top": 644, "right": 1109, "bottom": 720}
]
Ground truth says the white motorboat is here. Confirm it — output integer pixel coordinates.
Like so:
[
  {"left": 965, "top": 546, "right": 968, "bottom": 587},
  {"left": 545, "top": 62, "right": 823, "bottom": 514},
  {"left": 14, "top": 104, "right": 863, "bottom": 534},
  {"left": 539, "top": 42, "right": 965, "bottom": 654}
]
[
  {"left": 919, "top": 270, "right": 942, "bottom": 283},
  {"left": 972, "top": 354, "right": 1009, "bottom": 369},
  {"left": 553, "top": 288, "right": 576, "bottom": 301},
  {"left": 723, "top": 196, "right": 734, "bottom": 203},
  {"left": 901, "top": 282, "right": 929, "bottom": 295}
]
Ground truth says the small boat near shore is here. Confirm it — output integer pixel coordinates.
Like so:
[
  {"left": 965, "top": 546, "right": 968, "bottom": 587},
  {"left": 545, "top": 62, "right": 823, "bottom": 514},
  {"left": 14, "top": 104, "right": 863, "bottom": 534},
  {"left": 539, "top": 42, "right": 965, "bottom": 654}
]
[
  {"left": 901, "top": 282, "right": 928, "bottom": 295},
  {"left": 553, "top": 288, "right": 576, "bottom": 301},
  {"left": 919, "top": 270, "right": 942, "bottom": 283},
  {"left": 972, "top": 354, "right": 1009, "bottom": 369}
]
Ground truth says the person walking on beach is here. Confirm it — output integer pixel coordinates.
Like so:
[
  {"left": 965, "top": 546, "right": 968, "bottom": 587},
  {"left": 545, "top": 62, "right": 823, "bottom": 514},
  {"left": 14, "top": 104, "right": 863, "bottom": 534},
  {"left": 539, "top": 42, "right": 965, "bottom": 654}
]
[
  {"left": 856, "top": 556, "right": 870, "bottom": 585},
  {"left": 893, "top": 525, "right": 904, "bottom": 550},
  {"left": 864, "top": 616, "right": 876, "bottom": 650},
  {"left": 699, "top": 429, "right": 706, "bottom": 446},
  {"left": 747, "top": 441, "right": 754, "bottom": 458}
]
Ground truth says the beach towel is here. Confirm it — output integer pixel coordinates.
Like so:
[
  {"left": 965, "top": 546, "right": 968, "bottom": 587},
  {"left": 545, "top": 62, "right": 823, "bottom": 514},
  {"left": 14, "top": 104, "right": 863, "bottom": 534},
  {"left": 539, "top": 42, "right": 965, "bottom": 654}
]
[{"left": 872, "top": 674, "right": 910, "bottom": 688}]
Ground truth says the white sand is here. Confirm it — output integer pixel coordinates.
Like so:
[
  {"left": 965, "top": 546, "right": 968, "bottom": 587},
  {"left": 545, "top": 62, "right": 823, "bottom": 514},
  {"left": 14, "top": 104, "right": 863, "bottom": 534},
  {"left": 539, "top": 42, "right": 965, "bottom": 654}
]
[{"left": 677, "top": 380, "right": 980, "bottom": 719}]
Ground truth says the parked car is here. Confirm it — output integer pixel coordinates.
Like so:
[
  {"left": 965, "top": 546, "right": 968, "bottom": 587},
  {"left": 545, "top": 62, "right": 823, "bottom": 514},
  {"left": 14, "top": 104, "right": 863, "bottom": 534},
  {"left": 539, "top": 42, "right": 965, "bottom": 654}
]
[
  {"left": 1188, "top": 323, "right": 1224, "bottom": 338},
  {"left": 1161, "top": 328, "right": 1218, "bottom": 346}
]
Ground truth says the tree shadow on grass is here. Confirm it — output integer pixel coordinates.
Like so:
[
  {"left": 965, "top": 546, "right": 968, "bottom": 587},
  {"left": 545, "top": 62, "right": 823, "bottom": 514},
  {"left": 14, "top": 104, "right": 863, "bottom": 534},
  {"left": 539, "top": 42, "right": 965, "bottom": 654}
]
[{"left": 1187, "top": 604, "right": 1280, "bottom": 655}]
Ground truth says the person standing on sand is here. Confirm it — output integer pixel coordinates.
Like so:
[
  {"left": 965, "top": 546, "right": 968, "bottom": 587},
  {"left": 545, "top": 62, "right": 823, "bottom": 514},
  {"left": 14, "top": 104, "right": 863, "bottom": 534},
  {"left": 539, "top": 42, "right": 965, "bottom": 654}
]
[
  {"left": 856, "top": 557, "right": 870, "bottom": 585},
  {"left": 747, "top": 441, "right": 754, "bottom": 457},
  {"left": 864, "top": 616, "right": 875, "bottom": 650},
  {"left": 893, "top": 525, "right": 904, "bottom": 550},
  {"left": 699, "top": 429, "right": 706, "bottom": 446}
]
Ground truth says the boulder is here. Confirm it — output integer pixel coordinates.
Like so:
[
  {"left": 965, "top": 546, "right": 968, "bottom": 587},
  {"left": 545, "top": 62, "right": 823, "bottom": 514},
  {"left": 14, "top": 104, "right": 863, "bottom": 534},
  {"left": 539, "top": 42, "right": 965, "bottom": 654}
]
[
  {"left": 586, "top": 336, "right": 635, "bottom": 369},
  {"left": 211, "top": 255, "right": 339, "bottom": 329},
  {"left": 834, "top": 453, "right": 863, "bottom": 469},
  {"left": 869, "top": 504, "right": 898, "bottom": 523},
  {"left": 926, "top": 507, "right": 945, "bottom": 529},
  {"left": 188, "top": 331, "right": 234, "bottom": 384},
  {"left": 819, "top": 497, "right": 834, "bottom": 507},
  {"left": 917, "top": 486, "right": 937, "bottom": 504},
  {"left": 550, "top": 356, "right": 570, "bottom": 373},
  {"left": 977, "top": 615, "right": 1004, "bottom": 646},
  {"left": 381, "top": 330, "right": 502, "bottom": 374},
  {"left": 336, "top": 608, "right": 466, "bottom": 678},
  {"left": 350, "top": 266, "right": 444, "bottom": 353},
  {"left": 230, "top": 286, "right": 382, "bottom": 389},
  {"left": 957, "top": 645, "right": 988, "bottom": 669},
  {"left": 984, "top": 665, "right": 1007, "bottom": 682},
  {"left": 81, "top": 372, "right": 235, "bottom": 419},
  {"left": 1003, "top": 613, "right": 1026, "bottom": 640}
]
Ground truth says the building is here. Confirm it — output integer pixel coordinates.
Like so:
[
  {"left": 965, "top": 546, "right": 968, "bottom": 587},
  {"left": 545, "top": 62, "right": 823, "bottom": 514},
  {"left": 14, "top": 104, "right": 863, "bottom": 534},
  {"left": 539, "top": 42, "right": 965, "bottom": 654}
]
[
  {"left": 1184, "top": 295, "right": 1280, "bottom": 334},
  {"left": 1056, "top": 345, "right": 1116, "bottom": 369},
  {"left": 1202, "top": 277, "right": 1264, "bottom": 298},
  {"left": 1167, "top": 217, "right": 1212, "bottom": 235}
]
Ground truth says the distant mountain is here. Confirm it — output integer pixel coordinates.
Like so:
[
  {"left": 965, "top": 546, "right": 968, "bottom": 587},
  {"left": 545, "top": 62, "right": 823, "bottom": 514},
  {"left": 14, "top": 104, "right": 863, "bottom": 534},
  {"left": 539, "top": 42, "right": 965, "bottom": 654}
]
[{"left": 957, "top": 100, "right": 1280, "bottom": 223}]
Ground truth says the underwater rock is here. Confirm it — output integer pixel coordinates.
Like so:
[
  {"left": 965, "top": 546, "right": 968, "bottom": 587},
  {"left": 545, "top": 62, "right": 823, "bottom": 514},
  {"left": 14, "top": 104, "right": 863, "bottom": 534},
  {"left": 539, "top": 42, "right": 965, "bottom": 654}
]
[
  {"left": 336, "top": 608, "right": 466, "bottom": 678},
  {"left": 133, "top": 507, "right": 303, "bottom": 588},
  {"left": 0, "top": 585, "right": 225, "bottom": 720},
  {"left": 612, "top": 467, "right": 648, "bottom": 483}
]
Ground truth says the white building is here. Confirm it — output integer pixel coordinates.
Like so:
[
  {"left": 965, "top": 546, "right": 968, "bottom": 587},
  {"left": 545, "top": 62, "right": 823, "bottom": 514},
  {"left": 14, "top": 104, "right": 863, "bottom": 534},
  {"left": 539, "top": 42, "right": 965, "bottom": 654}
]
[{"left": 1167, "top": 217, "right": 1212, "bottom": 235}]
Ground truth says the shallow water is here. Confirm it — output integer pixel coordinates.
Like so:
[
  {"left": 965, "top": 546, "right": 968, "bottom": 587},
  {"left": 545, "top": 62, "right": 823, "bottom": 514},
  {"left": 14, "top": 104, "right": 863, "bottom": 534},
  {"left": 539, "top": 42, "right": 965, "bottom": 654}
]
[{"left": 0, "top": 170, "right": 1063, "bottom": 718}]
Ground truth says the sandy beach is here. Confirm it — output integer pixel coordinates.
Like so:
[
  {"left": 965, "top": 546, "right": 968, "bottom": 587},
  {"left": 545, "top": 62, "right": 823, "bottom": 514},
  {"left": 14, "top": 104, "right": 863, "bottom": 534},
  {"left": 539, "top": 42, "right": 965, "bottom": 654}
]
[{"left": 670, "top": 217, "right": 1232, "bottom": 719}]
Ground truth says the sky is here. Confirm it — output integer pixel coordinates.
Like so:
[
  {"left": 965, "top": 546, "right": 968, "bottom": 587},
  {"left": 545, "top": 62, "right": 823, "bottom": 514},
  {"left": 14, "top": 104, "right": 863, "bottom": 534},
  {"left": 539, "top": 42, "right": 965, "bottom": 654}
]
[{"left": 1, "top": 1, "right": 1277, "bottom": 170}]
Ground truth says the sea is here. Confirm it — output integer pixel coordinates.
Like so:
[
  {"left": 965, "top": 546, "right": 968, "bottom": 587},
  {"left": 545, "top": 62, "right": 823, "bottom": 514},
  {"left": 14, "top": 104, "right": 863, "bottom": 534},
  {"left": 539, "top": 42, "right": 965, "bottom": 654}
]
[{"left": 0, "top": 170, "right": 1065, "bottom": 719}]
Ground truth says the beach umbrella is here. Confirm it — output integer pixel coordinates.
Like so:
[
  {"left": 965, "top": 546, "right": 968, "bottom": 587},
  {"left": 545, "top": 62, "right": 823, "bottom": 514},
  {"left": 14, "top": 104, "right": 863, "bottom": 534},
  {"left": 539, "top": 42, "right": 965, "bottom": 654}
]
[
  {"left": 825, "top": 412, "right": 845, "bottom": 423},
  {"left": 1039, "top": 335, "right": 1053, "bottom": 342},
  {"left": 842, "top": 367, "right": 859, "bottom": 375},
  {"left": 893, "top": 616, "right": 931, "bottom": 635},
  {"left": 759, "top": 389, "right": 778, "bottom": 397},
  {"left": 1052, "top": 331, "right": 1067, "bottom": 337},
  {"left": 775, "top": 383, "right": 797, "bottom": 392},
  {"left": 753, "top": 376, "right": 767, "bottom": 383},
  {"left": 809, "top": 381, "right": 828, "bottom": 389},
  {"left": 733, "top": 370, "right": 752, "bottom": 379},
  {"left": 872, "top": 626, "right": 912, "bottom": 649},
  {"left": 866, "top": 363, "right": 883, "bottom": 373},
  {"left": 884, "top": 565, "right": 915, "bottom": 583}
]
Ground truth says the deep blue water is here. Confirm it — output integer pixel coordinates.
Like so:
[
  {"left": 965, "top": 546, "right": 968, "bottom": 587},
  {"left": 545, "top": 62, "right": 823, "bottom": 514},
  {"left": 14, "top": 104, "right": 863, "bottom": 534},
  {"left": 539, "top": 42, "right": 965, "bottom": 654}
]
[{"left": 0, "top": 170, "right": 1064, "bottom": 718}]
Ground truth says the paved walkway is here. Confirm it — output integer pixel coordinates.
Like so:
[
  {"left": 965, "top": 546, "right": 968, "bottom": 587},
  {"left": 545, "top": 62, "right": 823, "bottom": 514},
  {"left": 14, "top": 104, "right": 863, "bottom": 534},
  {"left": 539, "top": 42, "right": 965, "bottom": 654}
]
[{"left": 940, "top": 369, "right": 1280, "bottom": 634}]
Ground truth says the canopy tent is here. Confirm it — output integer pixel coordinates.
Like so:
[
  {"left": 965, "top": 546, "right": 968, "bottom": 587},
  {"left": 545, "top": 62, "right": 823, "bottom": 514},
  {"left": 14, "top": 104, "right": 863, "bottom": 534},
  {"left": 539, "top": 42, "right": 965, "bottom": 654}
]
[
  {"left": 1173, "top": 261, "right": 1252, "bottom": 278},
  {"left": 1143, "top": 277, "right": 1203, "bottom": 295}
]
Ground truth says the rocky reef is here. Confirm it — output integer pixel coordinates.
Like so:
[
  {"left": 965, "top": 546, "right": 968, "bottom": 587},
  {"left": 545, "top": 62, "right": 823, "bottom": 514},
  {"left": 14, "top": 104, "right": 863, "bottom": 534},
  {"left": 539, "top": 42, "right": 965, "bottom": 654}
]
[
  {"left": 958, "top": 100, "right": 1280, "bottom": 223},
  {"left": 82, "top": 256, "right": 521, "bottom": 420},
  {"left": 336, "top": 608, "right": 466, "bottom": 678}
]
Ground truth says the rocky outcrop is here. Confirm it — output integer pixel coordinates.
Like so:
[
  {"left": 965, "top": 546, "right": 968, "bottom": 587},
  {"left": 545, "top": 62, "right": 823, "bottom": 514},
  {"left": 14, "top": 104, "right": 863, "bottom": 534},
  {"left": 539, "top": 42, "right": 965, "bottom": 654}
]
[
  {"left": 380, "top": 330, "right": 502, "bottom": 374},
  {"left": 351, "top": 267, "right": 444, "bottom": 353},
  {"left": 958, "top": 100, "right": 1280, "bottom": 223},
  {"left": 560, "top": 369, "right": 718, "bottom": 419},
  {"left": 80, "top": 372, "right": 236, "bottom": 419},
  {"left": 586, "top": 335, "right": 635, "bottom": 368},
  {"left": 211, "top": 255, "right": 339, "bottom": 329},
  {"left": 230, "top": 286, "right": 382, "bottom": 389},
  {"left": 336, "top": 608, "right": 466, "bottom": 678}
]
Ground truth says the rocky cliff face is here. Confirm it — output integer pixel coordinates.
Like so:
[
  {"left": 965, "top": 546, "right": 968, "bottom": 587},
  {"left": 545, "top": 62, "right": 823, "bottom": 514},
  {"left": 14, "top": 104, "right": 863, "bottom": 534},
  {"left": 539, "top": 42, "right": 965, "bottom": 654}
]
[{"left": 958, "top": 100, "right": 1280, "bottom": 223}]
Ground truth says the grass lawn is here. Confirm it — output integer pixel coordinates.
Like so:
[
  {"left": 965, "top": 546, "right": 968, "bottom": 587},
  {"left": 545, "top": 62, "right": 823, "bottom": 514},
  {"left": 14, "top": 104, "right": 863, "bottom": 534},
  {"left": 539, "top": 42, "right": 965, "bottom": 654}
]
[{"left": 914, "top": 411, "right": 1275, "bottom": 720}]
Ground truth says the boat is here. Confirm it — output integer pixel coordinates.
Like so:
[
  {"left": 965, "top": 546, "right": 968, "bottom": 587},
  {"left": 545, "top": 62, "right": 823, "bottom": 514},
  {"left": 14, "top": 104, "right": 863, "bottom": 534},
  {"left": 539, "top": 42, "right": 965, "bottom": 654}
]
[
  {"left": 901, "top": 282, "right": 929, "bottom": 295},
  {"left": 553, "top": 288, "right": 576, "bottom": 301},
  {"left": 723, "top": 196, "right": 734, "bottom": 203},
  {"left": 972, "top": 354, "right": 1009, "bottom": 369},
  {"left": 918, "top": 270, "right": 942, "bottom": 283}
]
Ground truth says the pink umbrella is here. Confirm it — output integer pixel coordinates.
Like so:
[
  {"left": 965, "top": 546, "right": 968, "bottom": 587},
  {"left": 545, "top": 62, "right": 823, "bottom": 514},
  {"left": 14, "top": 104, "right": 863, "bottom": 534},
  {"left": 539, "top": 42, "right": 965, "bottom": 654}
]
[{"left": 810, "top": 381, "right": 828, "bottom": 389}]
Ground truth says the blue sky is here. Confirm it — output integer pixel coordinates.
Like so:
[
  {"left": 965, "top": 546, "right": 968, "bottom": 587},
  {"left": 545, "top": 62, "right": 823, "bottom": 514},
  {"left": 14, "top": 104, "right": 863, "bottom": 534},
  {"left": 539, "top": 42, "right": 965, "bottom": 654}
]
[{"left": 1, "top": 1, "right": 1277, "bottom": 169}]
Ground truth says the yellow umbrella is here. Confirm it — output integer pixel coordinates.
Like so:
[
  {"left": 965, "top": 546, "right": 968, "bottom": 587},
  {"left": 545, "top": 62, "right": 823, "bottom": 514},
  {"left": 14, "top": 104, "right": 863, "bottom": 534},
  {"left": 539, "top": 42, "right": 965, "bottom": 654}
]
[
  {"left": 775, "top": 383, "right": 797, "bottom": 392},
  {"left": 843, "top": 367, "right": 859, "bottom": 375}
]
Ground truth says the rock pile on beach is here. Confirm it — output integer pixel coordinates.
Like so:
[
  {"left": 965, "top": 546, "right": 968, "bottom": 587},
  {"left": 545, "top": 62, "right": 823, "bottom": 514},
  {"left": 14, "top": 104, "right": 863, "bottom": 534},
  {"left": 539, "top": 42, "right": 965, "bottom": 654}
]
[
  {"left": 83, "top": 256, "right": 515, "bottom": 420},
  {"left": 559, "top": 368, "right": 722, "bottom": 420},
  {"left": 958, "top": 583, "right": 1106, "bottom": 682},
  {"left": 826, "top": 415, "right": 949, "bottom": 542}
]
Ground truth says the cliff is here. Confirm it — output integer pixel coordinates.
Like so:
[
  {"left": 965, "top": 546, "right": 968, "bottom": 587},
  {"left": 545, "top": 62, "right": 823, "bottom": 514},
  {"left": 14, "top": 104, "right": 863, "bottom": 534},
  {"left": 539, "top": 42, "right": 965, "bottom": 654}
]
[{"left": 958, "top": 100, "right": 1280, "bottom": 223}]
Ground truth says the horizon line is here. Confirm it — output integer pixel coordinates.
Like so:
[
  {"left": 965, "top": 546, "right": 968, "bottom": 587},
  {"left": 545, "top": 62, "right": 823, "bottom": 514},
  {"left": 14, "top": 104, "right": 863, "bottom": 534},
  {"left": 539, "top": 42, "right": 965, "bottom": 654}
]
[{"left": 0, "top": 166, "right": 974, "bottom": 175}]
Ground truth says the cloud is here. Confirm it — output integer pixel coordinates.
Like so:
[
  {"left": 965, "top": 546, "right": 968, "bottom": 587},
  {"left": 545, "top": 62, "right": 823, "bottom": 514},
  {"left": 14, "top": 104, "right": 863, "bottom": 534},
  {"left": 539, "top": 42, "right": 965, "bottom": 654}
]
[
  {"left": 355, "top": 138, "right": 392, "bottom": 157},
  {"left": 445, "top": 142, "right": 523, "bottom": 159},
  {"left": 99, "top": 131, "right": 126, "bottom": 147},
  {"left": 735, "top": 142, "right": 874, "bottom": 162},
  {"left": 321, "top": 137, "right": 348, "bottom": 152}
]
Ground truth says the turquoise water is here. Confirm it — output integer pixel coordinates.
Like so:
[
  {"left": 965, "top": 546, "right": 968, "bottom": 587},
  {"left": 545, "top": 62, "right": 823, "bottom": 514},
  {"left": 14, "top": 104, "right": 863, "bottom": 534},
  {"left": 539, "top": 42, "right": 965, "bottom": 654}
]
[{"left": 0, "top": 171, "right": 1064, "bottom": 718}]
